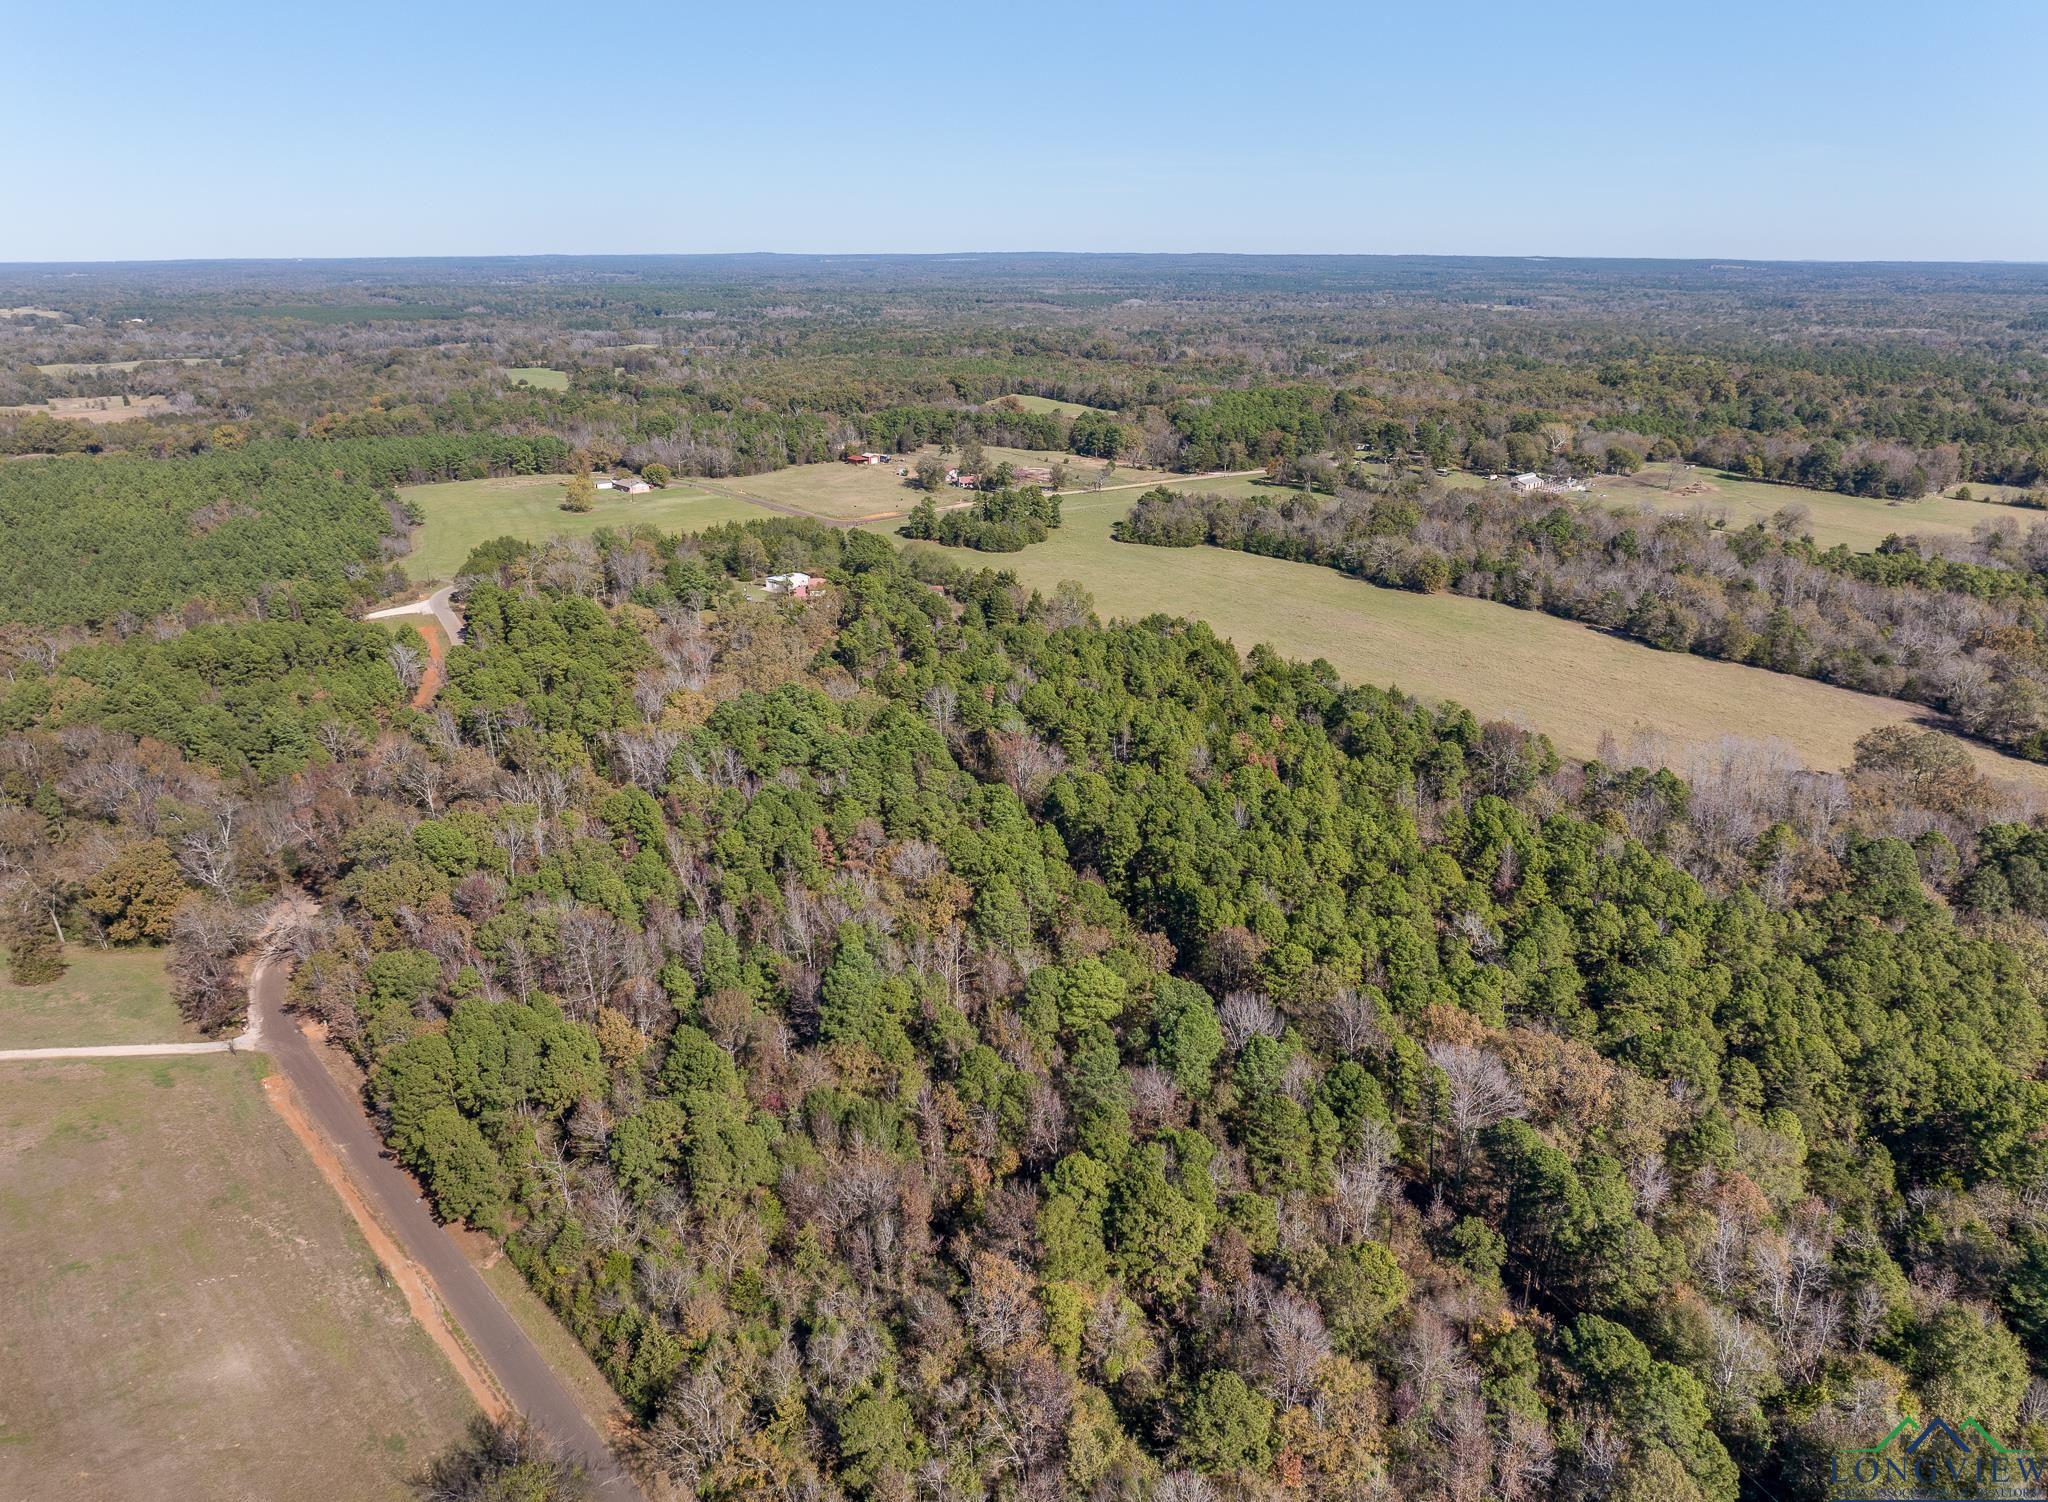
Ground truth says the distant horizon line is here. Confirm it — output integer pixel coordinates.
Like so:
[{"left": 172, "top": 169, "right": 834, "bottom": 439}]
[{"left": 3, "top": 249, "right": 2046, "bottom": 271}]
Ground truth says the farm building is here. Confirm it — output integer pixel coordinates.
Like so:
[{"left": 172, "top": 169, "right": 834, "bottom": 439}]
[
  {"left": 843, "top": 451, "right": 887, "bottom": 465},
  {"left": 594, "top": 476, "right": 616, "bottom": 490},
  {"left": 617, "top": 477, "right": 653, "bottom": 495},
  {"left": 765, "top": 571, "right": 816, "bottom": 599},
  {"left": 1509, "top": 472, "right": 1588, "bottom": 495},
  {"left": 946, "top": 469, "right": 981, "bottom": 489}
]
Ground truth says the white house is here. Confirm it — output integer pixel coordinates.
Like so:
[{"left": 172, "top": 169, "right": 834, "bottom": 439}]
[
  {"left": 1510, "top": 472, "right": 1547, "bottom": 493},
  {"left": 765, "top": 572, "right": 816, "bottom": 599}
]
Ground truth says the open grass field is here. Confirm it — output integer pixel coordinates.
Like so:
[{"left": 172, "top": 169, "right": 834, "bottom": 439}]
[
  {"left": 398, "top": 474, "right": 762, "bottom": 581},
  {"left": 0, "top": 1056, "right": 473, "bottom": 1502},
  {"left": 1182, "top": 463, "right": 2023, "bottom": 553},
  {"left": 988, "top": 393, "right": 1110, "bottom": 418},
  {"left": 1155, "top": 474, "right": 1320, "bottom": 505},
  {"left": 719, "top": 446, "right": 1172, "bottom": 522},
  {"left": 503, "top": 366, "right": 567, "bottom": 390},
  {"left": 0, "top": 394, "right": 173, "bottom": 425},
  {"left": 1575, "top": 464, "right": 2015, "bottom": 550},
  {"left": 880, "top": 491, "right": 2048, "bottom": 796},
  {"left": 0, "top": 947, "right": 194, "bottom": 1049}
]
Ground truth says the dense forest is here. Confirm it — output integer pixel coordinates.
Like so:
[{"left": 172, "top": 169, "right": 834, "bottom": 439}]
[
  {"left": 0, "top": 434, "right": 568, "bottom": 626},
  {"left": 11, "top": 257, "right": 2048, "bottom": 1501},
  {"left": 8, "top": 257, "right": 2048, "bottom": 499},
  {"left": 8, "top": 517, "right": 2048, "bottom": 1499}
]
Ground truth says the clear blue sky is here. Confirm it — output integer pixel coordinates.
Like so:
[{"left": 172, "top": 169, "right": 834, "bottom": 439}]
[{"left": 6, "top": 0, "right": 2043, "bottom": 263}]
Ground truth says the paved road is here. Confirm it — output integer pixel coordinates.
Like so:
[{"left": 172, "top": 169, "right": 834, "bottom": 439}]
[{"left": 249, "top": 958, "right": 645, "bottom": 1501}]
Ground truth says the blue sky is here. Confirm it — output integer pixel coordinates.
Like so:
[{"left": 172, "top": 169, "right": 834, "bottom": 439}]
[{"left": 5, "top": 0, "right": 2044, "bottom": 262}]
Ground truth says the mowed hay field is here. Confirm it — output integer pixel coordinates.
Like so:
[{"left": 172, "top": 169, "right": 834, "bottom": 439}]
[
  {"left": 987, "top": 394, "right": 1111, "bottom": 418},
  {"left": 882, "top": 492, "right": 2048, "bottom": 795},
  {"left": 708, "top": 446, "right": 1171, "bottom": 522},
  {"left": 1163, "top": 465, "right": 2028, "bottom": 553},
  {"left": 399, "top": 473, "right": 764, "bottom": 581},
  {"left": 1575, "top": 464, "right": 2018, "bottom": 550},
  {"left": 0, "top": 948, "right": 195, "bottom": 1049},
  {"left": 503, "top": 366, "right": 567, "bottom": 390},
  {"left": 0, "top": 1056, "right": 473, "bottom": 1502}
]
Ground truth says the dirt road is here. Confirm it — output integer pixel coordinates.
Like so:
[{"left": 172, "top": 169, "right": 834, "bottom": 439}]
[
  {"left": 364, "top": 586, "right": 464, "bottom": 707},
  {"left": 248, "top": 957, "right": 646, "bottom": 1501}
]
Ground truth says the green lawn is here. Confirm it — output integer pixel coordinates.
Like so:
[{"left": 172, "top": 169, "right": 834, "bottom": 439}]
[
  {"left": 398, "top": 474, "right": 765, "bottom": 581},
  {"left": 0, "top": 946, "right": 194, "bottom": 1048},
  {"left": 989, "top": 393, "right": 1110, "bottom": 418},
  {"left": 503, "top": 367, "right": 567, "bottom": 391},
  {"left": 0, "top": 1057, "right": 473, "bottom": 1501},
  {"left": 877, "top": 493, "right": 2048, "bottom": 793},
  {"left": 1154, "top": 475, "right": 1321, "bottom": 505}
]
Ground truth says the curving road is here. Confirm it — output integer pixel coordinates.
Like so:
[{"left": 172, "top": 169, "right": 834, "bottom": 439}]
[
  {"left": 364, "top": 584, "right": 465, "bottom": 643},
  {"left": 247, "top": 957, "right": 645, "bottom": 1501}
]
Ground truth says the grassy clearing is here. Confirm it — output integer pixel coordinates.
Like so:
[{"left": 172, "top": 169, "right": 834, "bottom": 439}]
[
  {"left": 504, "top": 367, "right": 567, "bottom": 391},
  {"left": 880, "top": 494, "right": 2048, "bottom": 794},
  {"left": 0, "top": 1056, "right": 473, "bottom": 1501},
  {"left": 988, "top": 393, "right": 1110, "bottom": 418},
  {"left": 1210, "top": 461, "right": 2022, "bottom": 553},
  {"left": 1573, "top": 464, "right": 2015, "bottom": 550},
  {"left": 724, "top": 446, "right": 1171, "bottom": 522},
  {"left": 0, "top": 395, "right": 173, "bottom": 424},
  {"left": 1154, "top": 474, "right": 1323, "bottom": 505},
  {"left": 0, "top": 947, "right": 193, "bottom": 1049},
  {"left": 398, "top": 474, "right": 761, "bottom": 581}
]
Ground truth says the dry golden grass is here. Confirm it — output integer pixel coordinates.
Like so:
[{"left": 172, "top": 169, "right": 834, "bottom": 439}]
[
  {"left": 1572, "top": 464, "right": 2019, "bottom": 551},
  {"left": 0, "top": 1057, "right": 473, "bottom": 1501},
  {"left": 0, "top": 394, "right": 173, "bottom": 424}
]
